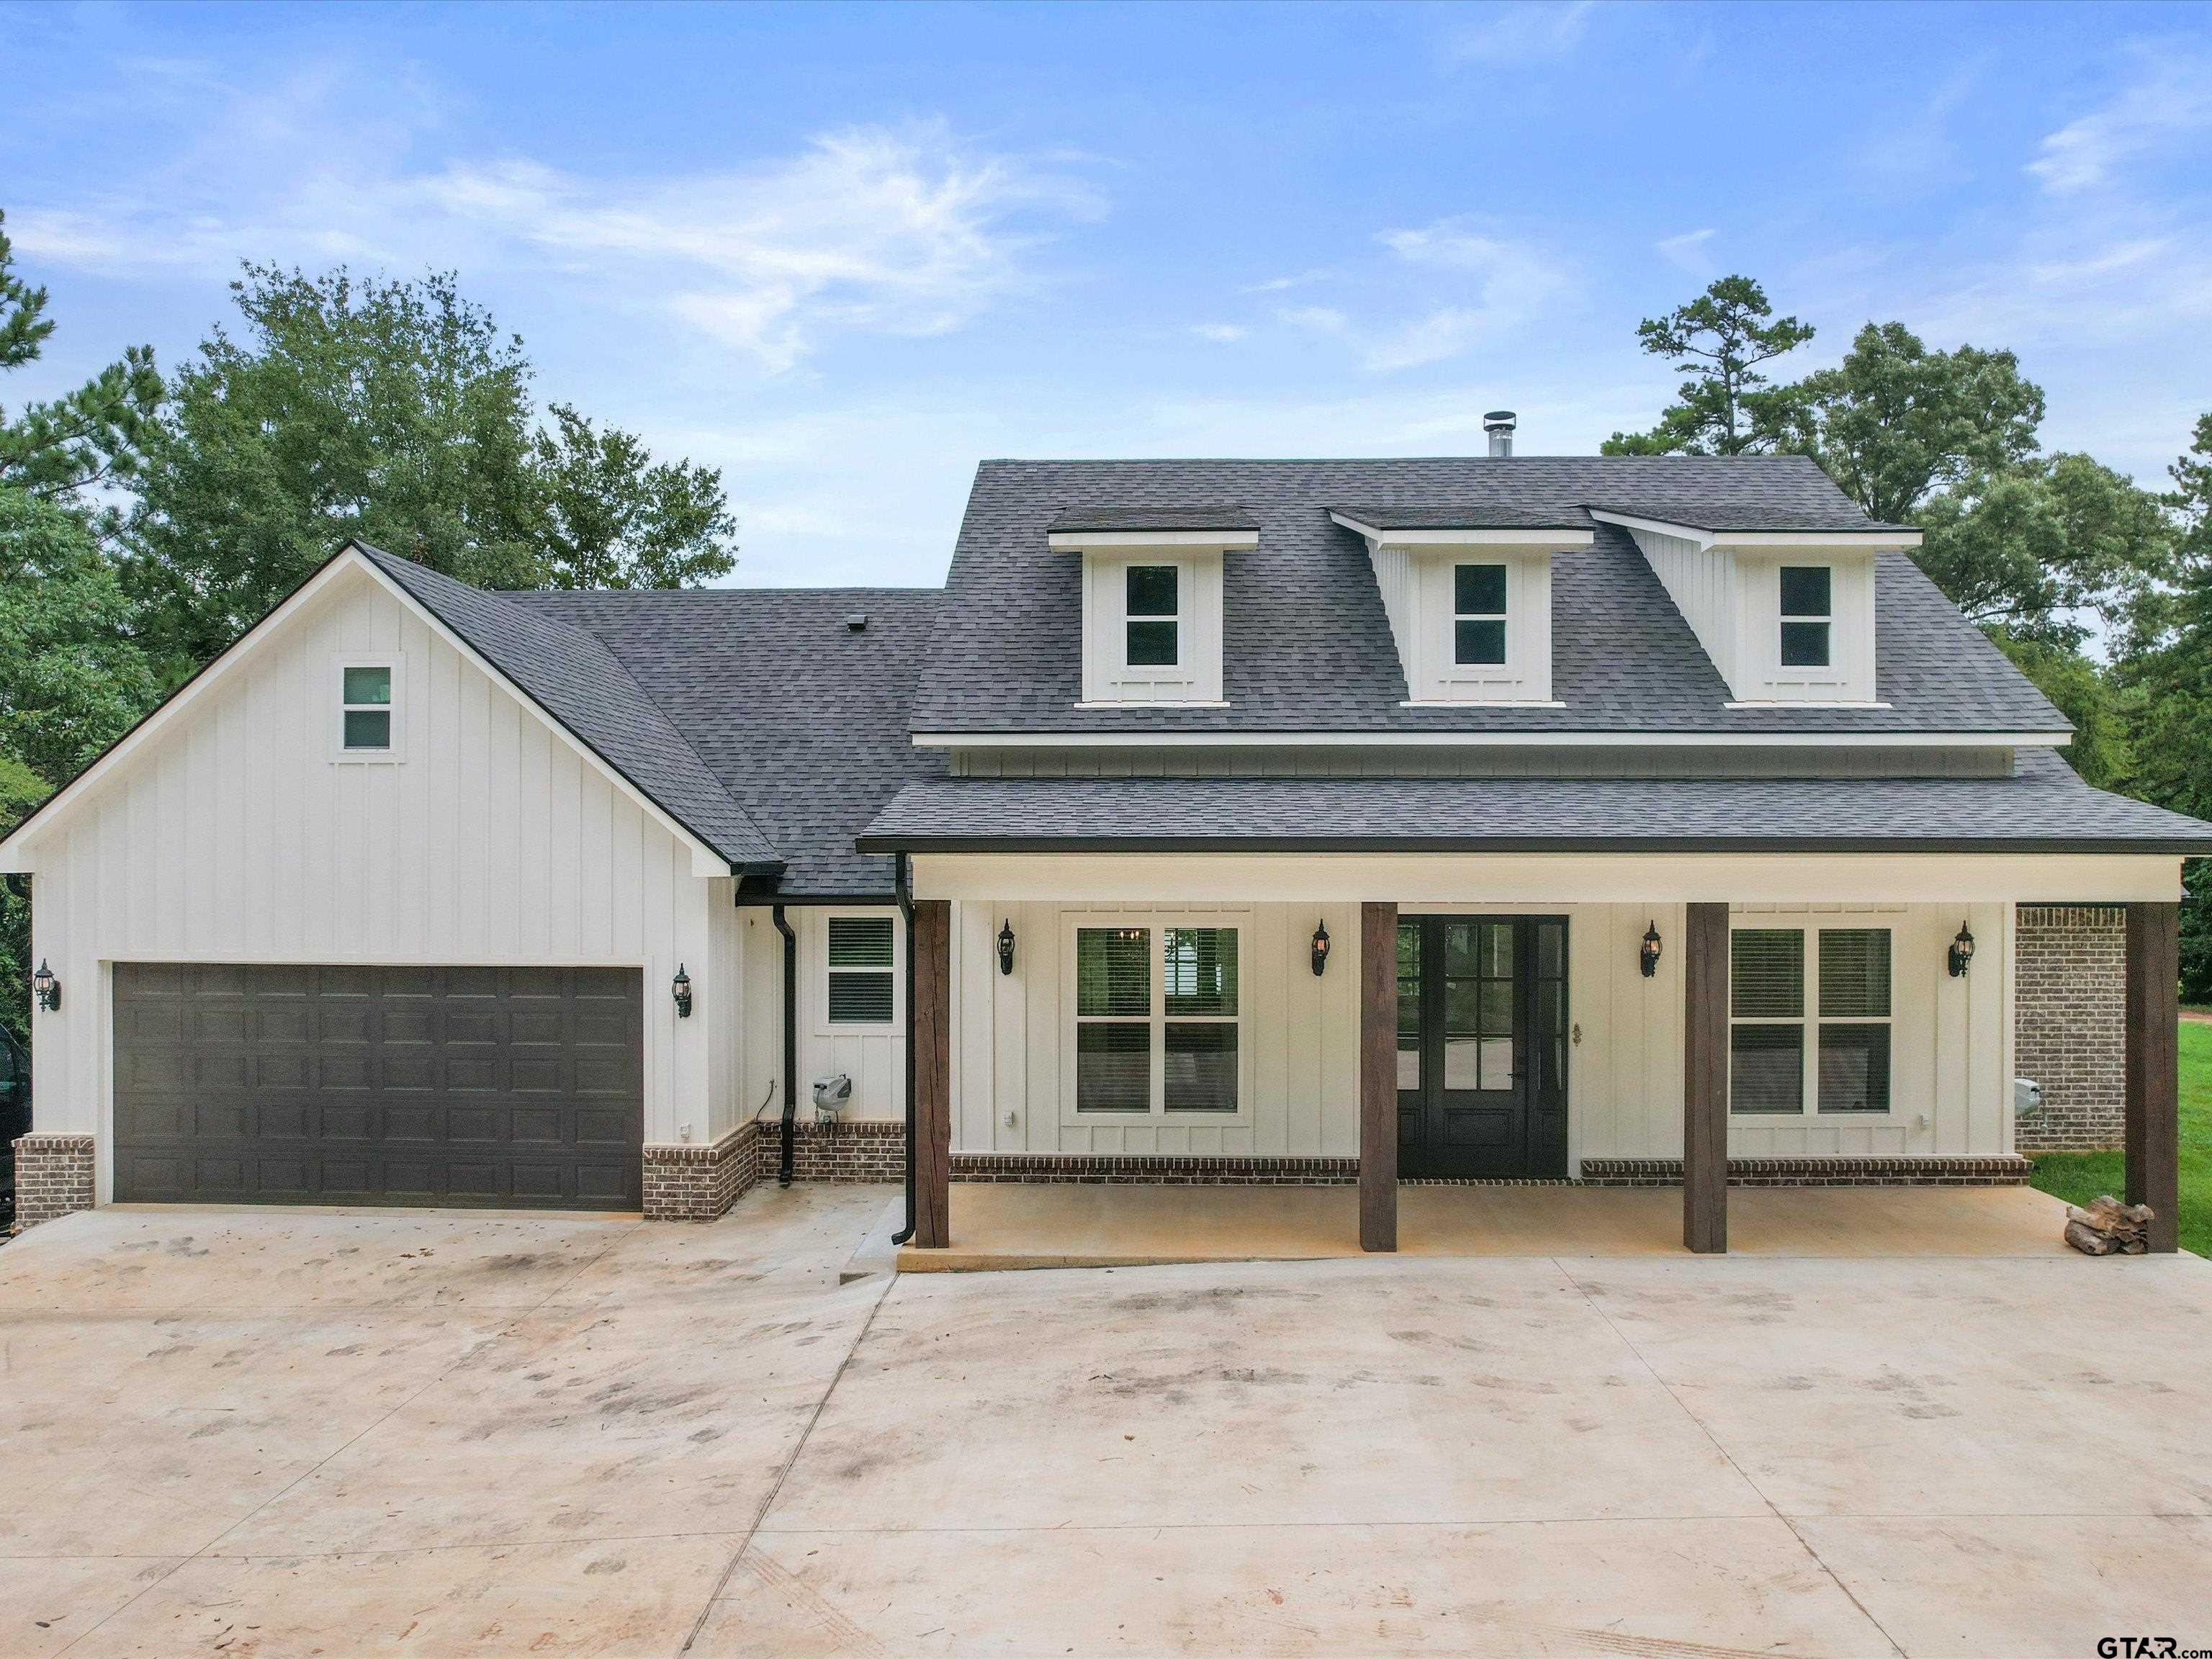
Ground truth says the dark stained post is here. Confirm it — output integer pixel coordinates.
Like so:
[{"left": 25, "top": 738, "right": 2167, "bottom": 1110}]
[
  {"left": 1683, "top": 902, "right": 1730, "bottom": 1254},
  {"left": 1359, "top": 902, "right": 1399, "bottom": 1252},
  {"left": 912, "top": 899, "right": 953, "bottom": 1249},
  {"left": 2125, "top": 902, "right": 2180, "bottom": 1254}
]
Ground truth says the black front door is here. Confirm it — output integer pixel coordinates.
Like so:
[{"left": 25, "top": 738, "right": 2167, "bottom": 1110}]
[{"left": 1396, "top": 915, "right": 1568, "bottom": 1179}]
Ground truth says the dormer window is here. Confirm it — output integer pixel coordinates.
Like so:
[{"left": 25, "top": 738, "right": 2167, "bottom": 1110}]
[
  {"left": 1125, "top": 565, "right": 1179, "bottom": 667},
  {"left": 1452, "top": 565, "right": 1509, "bottom": 666},
  {"left": 1050, "top": 509, "right": 1251, "bottom": 707},
  {"left": 1779, "top": 566, "right": 1831, "bottom": 669}
]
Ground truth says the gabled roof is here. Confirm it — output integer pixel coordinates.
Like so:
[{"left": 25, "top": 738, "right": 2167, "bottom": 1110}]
[
  {"left": 912, "top": 457, "right": 2068, "bottom": 738},
  {"left": 860, "top": 748, "right": 2212, "bottom": 856},
  {"left": 511, "top": 585, "right": 942, "bottom": 899},
  {"left": 354, "top": 544, "right": 782, "bottom": 871}
]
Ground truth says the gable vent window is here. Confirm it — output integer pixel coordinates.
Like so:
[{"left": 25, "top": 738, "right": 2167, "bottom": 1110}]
[
  {"left": 341, "top": 664, "right": 393, "bottom": 751},
  {"left": 1453, "top": 563, "right": 1509, "bottom": 666},
  {"left": 826, "top": 917, "right": 896, "bottom": 1024},
  {"left": 1779, "top": 566, "right": 1832, "bottom": 668},
  {"left": 1125, "top": 565, "right": 1179, "bottom": 667}
]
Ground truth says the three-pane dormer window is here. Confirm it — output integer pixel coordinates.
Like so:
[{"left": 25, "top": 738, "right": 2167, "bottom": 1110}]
[
  {"left": 1779, "top": 566, "right": 1832, "bottom": 668},
  {"left": 1453, "top": 564, "right": 1509, "bottom": 666},
  {"left": 1125, "top": 565, "right": 1179, "bottom": 667}
]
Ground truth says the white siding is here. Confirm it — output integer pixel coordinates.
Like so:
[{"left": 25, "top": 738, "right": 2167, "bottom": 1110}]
[
  {"left": 1079, "top": 550, "right": 1226, "bottom": 705},
  {"left": 1626, "top": 528, "right": 1879, "bottom": 705},
  {"left": 737, "top": 904, "right": 907, "bottom": 1123},
  {"left": 950, "top": 900, "right": 1362, "bottom": 1156},
  {"left": 20, "top": 565, "right": 736, "bottom": 1194},
  {"left": 1629, "top": 526, "right": 1741, "bottom": 688},
  {"left": 945, "top": 896, "right": 2015, "bottom": 1161}
]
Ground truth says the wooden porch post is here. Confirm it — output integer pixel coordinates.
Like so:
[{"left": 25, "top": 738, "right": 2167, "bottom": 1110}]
[
  {"left": 1359, "top": 902, "right": 1398, "bottom": 1252},
  {"left": 912, "top": 899, "right": 953, "bottom": 1249},
  {"left": 1683, "top": 902, "right": 1729, "bottom": 1254},
  {"left": 2125, "top": 902, "right": 2180, "bottom": 1254}
]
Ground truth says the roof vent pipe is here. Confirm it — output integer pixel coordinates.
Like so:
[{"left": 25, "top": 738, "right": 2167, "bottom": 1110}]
[{"left": 1484, "top": 410, "right": 1516, "bottom": 459}]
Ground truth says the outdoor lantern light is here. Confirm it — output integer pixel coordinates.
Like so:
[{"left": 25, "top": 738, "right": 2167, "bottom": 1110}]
[
  {"left": 1310, "top": 920, "right": 1331, "bottom": 977},
  {"left": 671, "top": 963, "right": 693, "bottom": 1017},
  {"left": 1948, "top": 922, "right": 1976, "bottom": 979},
  {"left": 997, "top": 918, "right": 1017, "bottom": 976},
  {"left": 31, "top": 958, "right": 58, "bottom": 1013},
  {"left": 1640, "top": 921, "right": 1663, "bottom": 979}
]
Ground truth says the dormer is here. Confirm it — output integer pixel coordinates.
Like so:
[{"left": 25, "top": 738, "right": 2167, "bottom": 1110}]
[
  {"left": 1330, "top": 511, "right": 1593, "bottom": 706},
  {"left": 1590, "top": 512, "right": 1922, "bottom": 707},
  {"left": 1050, "top": 508, "right": 1256, "bottom": 706}
]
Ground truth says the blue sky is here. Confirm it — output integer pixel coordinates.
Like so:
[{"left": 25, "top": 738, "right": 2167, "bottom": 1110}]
[{"left": 6, "top": 1, "right": 2209, "bottom": 587}]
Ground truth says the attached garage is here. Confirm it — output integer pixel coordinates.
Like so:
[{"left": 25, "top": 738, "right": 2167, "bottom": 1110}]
[{"left": 112, "top": 964, "right": 644, "bottom": 1210}]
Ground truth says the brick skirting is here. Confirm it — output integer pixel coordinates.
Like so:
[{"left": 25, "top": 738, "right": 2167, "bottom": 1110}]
[
  {"left": 642, "top": 1122, "right": 762, "bottom": 1220},
  {"left": 2014, "top": 904, "right": 2127, "bottom": 1152},
  {"left": 752, "top": 1118, "right": 907, "bottom": 1184},
  {"left": 1579, "top": 1156, "right": 2034, "bottom": 1187},
  {"left": 950, "top": 1154, "right": 1360, "bottom": 1184},
  {"left": 11, "top": 1134, "right": 96, "bottom": 1231}
]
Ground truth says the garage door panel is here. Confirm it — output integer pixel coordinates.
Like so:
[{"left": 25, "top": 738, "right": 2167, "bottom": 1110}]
[{"left": 114, "top": 964, "right": 642, "bottom": 1210}]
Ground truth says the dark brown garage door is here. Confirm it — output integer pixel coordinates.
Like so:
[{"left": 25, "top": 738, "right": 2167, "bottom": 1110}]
[{"left": 114, "top": 964, "right": 643, "bottom": 1210}]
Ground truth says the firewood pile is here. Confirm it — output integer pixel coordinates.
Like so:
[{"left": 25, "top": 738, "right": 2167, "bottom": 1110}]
[{"left": 2063, "top": 1194, "right": 2156, "bottom": 1255}]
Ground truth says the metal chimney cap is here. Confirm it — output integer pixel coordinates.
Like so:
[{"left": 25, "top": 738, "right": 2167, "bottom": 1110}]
[{"left": 1483, "top": 410, "right": 1517, "bottom": 428}]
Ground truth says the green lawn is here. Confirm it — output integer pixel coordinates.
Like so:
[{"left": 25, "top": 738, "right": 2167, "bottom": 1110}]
[{"left": 2028, "top": 1019, "right": 2212, "bottom": 1257}]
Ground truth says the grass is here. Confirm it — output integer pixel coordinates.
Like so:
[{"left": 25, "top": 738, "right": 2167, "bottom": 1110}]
[{"left": 2028, "top": 1019, "right": 2212, "bottom": 1257}]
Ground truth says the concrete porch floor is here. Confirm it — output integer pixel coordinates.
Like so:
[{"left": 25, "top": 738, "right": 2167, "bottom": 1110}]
[{"left": 896, "top": 1180, "right": 2076, "bottom": 1270}]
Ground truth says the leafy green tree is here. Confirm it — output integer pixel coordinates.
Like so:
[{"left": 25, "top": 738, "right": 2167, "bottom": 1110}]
[
  {"left": 1602, "top": 275, "right": 1815, "bottom": 456},
  {"left": 1913, "top": 453, "right": 2173, "bottom": 647},
  {"left": 534, "top": 403, "right": 736, "bottom": 589},
  {"left": 125, "top": 266, "right": 550, "bottom": 670},
  {"left": 0, "top": 209, "right": 163, "bottom": 517},
  {"left": 0, "top": 490, "right": 160, "bottom": 783},
  {"left": 1992, "top": 635, "right": 2131, "bottom": 790},
  {"left": 0, "top": 756, "right": 43, "bottom": 1046},
  {"left": 1790, "top": 323, "right": 2044, "bottom": 523}
]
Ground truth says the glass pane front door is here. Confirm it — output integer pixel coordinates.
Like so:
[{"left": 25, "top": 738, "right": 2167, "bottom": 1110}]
[{"left": 1395, "top": 915, "right": 1568, "bottom": 1179}]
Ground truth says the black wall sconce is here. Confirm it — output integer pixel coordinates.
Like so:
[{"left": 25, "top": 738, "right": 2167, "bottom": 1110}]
[
  {"left": 1640, "top": 921, "right": 1662, "bottom": 979},
  {"left": 997, "top": 918, "right": 1017, "bottom": 976},
  {"left": 1948, "top": 922, "right": 1975, "bottom": 979},
  {"left": 671, "top": 963, "right": 693, "bottom": 1017},
  {"left": 1310, "top": 920, "right": 1331, "bottom": 977},
  {"left": 32, "top": 958, "right": 59, "bottom": 1013}
]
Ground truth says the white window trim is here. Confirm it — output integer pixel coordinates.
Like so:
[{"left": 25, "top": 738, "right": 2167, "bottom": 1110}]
[
  {"left": 1777, "top": 563, "right": 1838, "bottom": 680},
  {"left": 1061, "top": 912, "right": 1252, "bottom": 1125},
  {"left": 1078, "top": 549, "right": 1227, "bottom": 707},
  {"left": 814, "top": 907, "right": 904, "bottom": 1037},
  {"left": 1728, "top": 922, "right": 1897, "bottom": 1120},
  {"left": 332, "top": 652, "right": 405, "bottom": 763}
]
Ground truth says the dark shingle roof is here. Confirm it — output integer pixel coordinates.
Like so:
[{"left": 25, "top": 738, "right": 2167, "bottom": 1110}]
[
  {"left": 858, "top": 748, "right": 2212, "bottom": 855},
  {"left": 356, "top": 544, "right": 781, "bottom": 871},
  {"left": 913, "top": 456, "right": 2057, "bottom": 736},
  {"left": 511, "top": 586, "right": 942, "bottom": 898}
]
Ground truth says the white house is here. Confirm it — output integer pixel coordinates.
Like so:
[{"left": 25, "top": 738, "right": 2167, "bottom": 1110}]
[{"left": 6, "top": 436, "right": 2205, "bottom": 1253}]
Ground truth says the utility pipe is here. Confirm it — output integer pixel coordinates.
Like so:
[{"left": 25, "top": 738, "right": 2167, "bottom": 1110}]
[{"left": 771, "top": 905, "right": 797, "bottom": 1188}]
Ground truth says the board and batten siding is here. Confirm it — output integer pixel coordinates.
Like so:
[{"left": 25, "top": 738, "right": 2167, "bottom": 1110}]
[
  {"left": 737, "top": 904, "right": 907, "bottom": 1123},
  {"left": 942, "top": 897, "right": 2015, "bottom": 1162},
  {"left": 19, "top": 564, "right": 740, "bottom": 1195}
]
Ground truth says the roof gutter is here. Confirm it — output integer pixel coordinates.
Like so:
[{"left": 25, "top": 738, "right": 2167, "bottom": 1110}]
[{"left": 890, "top": 852, "right": 917, "bottom": 1249}]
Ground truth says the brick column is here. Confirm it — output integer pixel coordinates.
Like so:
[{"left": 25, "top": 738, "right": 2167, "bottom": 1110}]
[
  {"left": 912, "top": 899, "right": 952, "bottom": 1249},
  {"left": 1683, "top": 904, "right": 1729, "bottom": 1254},
  {"left": 2124, "top": 902, "right": 2180, "bottom": 1254},
  {"left": 12, "top": 1134, "right": 95, "bottom": 1231},
  {"left": 1359, "top": 902, "right": 1398, "bottom": 1253}
]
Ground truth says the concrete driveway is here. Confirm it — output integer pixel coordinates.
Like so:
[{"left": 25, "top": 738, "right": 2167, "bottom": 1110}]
[{"left": 3, "top": 1190, "right": 2209, "bottom": 1658}]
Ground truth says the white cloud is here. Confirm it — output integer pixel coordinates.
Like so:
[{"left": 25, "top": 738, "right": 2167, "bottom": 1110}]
[
  {"left": 1190, "top": 323, "right": 1248, "bottom": 343},
  {"left": 1277, "top": 305, "right": 1349, "bottom": 334},
  {"left": 17, "top": 90, "right": 1102, "bottom": 374},
  {"left": 1654, "top": 227, "right": 1716, "bottom": 275},
  {"left": 2028, "top": 50, "right": 2212, "bottom": 194},
  {"left": 1439, "top": 1, "right": 1596, "bottom": 66}
]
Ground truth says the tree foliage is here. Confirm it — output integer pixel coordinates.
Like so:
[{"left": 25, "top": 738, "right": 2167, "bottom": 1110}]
[
  {"left": 0, "top": 210, "right": 163, "bottom": 518},
  {"left": 534, "top": 403, "right": 736, "bottom": 590},
  {"left": 125, "top": 266, "right": 739, "bottom": 671},
  {"left": 1601, "top": 275, "right": 1815, "bottom": 456}
]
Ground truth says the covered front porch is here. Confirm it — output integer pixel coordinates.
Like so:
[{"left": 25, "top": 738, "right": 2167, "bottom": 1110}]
[
  {"left": 895, "top": 1181, "right": 2077, "bottom": 1271},
  {"left": 889, "top": 850, "right": 2185, "bottom": 1259}
]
